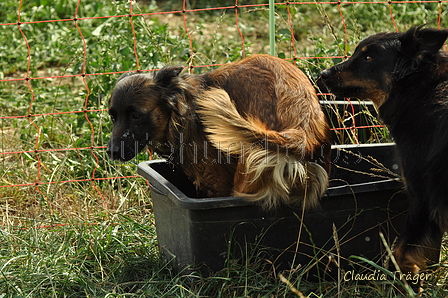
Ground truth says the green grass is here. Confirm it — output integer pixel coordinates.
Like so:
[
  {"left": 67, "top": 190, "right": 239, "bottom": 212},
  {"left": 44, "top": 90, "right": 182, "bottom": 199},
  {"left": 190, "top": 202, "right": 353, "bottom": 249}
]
[
  {"left": 1, "top": 218, "right": 447, "bottom": 297},
  {"left": 1, "top": 0, "right": 448, "bottom": 297}
]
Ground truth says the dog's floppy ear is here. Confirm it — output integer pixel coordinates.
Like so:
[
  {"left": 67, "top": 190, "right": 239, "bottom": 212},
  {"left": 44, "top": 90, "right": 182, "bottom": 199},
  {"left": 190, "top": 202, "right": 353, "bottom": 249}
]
[
  {"left": 395, "top": 26, "right": 448, "bottom": 80},
  {"left": 153, "top": 65, "right": 188, "bottom": 115},
  {"left": 154, "top": 65, "right": 184, "bottom": 87},
  {"left": 401, "top": 26, "right": 448, "bottom": 56}
]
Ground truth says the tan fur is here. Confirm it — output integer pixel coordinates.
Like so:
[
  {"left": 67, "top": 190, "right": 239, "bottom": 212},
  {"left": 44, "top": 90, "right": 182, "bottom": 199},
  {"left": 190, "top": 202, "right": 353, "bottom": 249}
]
[
  {"left": 393, "top": 233, "right": 442, "bottom": 274},
  {"left": 197, "top": 88, "right": 329, "bottom": 209},
  {"left": 336, "top": 71, "right": 390, "bottom": 109}
]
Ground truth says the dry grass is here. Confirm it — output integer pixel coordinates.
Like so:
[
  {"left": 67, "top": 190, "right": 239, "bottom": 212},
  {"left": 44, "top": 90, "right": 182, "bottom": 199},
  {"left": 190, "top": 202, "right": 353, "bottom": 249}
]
[{"left": 1, "top": 0, "right": 447, "bottom": 296}]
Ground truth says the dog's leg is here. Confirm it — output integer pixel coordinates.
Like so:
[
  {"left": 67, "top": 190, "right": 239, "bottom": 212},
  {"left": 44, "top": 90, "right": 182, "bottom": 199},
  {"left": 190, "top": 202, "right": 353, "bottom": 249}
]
[
  {"left": 393, "top": 200, "right": 443, "bottom": 292},
  {"left": 233, "top": 154, "right": 282, "bottom": 210},
  {"left": 233, "top": 161, "right": 258, "bottom": 198},
  {"left": 394, "top": 226, "right": 442, "bottom": 273}
]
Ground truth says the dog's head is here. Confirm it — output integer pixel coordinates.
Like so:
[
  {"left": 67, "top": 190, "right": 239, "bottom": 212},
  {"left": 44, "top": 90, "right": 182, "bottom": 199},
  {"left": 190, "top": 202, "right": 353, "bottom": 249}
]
[
  {"left": 320, "top": 26, "right": 448, "bottom": 109},
  {"left": 106, "top": 65, "right": 185, "bottom": 161}
]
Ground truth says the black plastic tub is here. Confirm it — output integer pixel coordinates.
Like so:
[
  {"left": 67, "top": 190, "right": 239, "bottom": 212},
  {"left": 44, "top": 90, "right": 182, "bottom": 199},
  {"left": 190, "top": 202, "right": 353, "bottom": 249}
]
[{"left": 138, "top": 143, "right": 408, "bottom": 279}]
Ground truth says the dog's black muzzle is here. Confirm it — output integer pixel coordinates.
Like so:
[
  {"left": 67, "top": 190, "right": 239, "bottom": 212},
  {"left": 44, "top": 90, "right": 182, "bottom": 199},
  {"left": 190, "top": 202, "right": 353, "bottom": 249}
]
[
  {"left": 106, "top": 138, "right": 144, "bottom": 162},
  {"left": 320, "top": 68, "right": 334, "bottom": 82}
]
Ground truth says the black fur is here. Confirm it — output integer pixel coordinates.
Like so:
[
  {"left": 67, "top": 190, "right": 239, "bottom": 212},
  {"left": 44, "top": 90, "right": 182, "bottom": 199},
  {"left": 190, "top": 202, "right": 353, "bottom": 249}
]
[{"left": 321, "top": 26, "right": 448, "bottom": 275}]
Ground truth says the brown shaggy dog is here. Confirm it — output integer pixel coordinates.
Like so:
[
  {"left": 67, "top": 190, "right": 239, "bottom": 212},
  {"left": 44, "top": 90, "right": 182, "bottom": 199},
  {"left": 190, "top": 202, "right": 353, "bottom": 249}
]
[
  {"left": 321, "top": 26, "right": 448, "bottom": 278},
  {"left": 107, "top": 54, "right": 331, "bottom": 209}
]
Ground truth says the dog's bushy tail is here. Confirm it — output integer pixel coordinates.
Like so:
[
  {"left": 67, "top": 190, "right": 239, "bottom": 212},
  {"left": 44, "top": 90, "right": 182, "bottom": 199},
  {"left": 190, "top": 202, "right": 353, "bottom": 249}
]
[{"left": 196, "top": 88, "right": 328, "bottom": 210}]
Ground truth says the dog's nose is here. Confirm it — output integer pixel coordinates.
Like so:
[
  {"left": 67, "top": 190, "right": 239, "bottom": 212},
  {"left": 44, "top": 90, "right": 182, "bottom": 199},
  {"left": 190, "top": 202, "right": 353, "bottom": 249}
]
[
  {"left": 106, "top": 140, "right": 120, "bottom": 160},
  {"left": 320, "top": 69, "right": 332, "bottom": 81}
]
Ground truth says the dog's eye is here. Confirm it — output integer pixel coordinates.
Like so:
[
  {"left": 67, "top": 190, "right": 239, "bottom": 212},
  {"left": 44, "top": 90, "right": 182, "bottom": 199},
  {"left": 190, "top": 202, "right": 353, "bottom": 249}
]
[
  {"left": 132, "top": 113, "right": 142, "bottom": 120},
  {"left": 365, "top": 55, "right": 373, "bottom": 62}
]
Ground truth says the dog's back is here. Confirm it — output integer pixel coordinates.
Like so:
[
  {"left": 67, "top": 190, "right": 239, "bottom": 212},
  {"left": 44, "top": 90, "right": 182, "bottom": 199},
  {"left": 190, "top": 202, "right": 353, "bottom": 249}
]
[
  {"left": 200, "top": 55, "right": 320, "bottom": 129},
  {"left": 196, "top": 54, "right": 331, "bottom": 209},
  {"left": 195, "top": 55, "right": 330, "bottom": 161}
]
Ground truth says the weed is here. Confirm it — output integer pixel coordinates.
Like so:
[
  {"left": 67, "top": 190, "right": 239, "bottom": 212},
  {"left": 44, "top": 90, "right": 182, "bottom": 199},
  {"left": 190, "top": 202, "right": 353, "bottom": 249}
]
[{"left": 0, "top": 0, "right": 447, "bottom": 296}]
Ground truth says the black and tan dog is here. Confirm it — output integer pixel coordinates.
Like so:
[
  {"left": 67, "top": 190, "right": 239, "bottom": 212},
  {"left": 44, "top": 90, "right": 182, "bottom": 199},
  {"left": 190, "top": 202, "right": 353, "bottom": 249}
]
[
  {"left": 107, "top": 54, "right": 331, "bottom": 209},
  {"left": 321, "top": 26, "right": 448, "bottom": 277}
]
